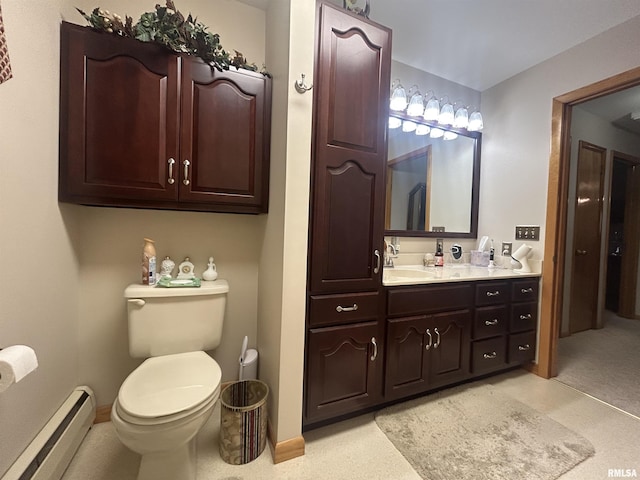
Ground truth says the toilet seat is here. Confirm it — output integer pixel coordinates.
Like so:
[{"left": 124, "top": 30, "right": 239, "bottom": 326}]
[{"left": 118, "top": 351, "right": 221, "bottom": 422}]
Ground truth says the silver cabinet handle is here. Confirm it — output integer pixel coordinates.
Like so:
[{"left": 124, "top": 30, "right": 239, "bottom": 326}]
[
  {"left": 370, "top": 337, "right": 378, "bottom": 361},
  {"left": 485, "top": 319, "right": 499, "bottom": 326},
  {"left": 576, "top": 249, "right": 587, "bottom": 256},
  {"left": 520, "top": 313, "right": 533, "bottom": 320},
  {"left": 433, "top": 327, "right": 440, "bottom": 349},
  {"left": 518, "top": 344, "right": 531, "bottom": 351},
  {"left": 183, "top": 159, "right": 191, "bottom": 185},
  {"left": 336, "top": 304, "right": 358, "bottom": 313},
  {"left": 521, "top": 287, "right": 533, "bottom": 294},
  {"left": 167, "top": 158, "right": 175, "bottom": 184},
  {"left": 425, "top": 329, "right": 432, "bottom": 350},
  {"left": 486, "top": 291, "right": 500, "bottom": 297},
  {"left": 373, "top": 249, "right": 381, "bottom": 274},
  {"left": 483, "top": 351, "right": 497, "bottom": 359}
]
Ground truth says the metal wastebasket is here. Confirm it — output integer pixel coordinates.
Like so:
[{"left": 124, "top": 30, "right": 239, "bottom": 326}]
[{"left": 219, "top": 380, "right": 269, "bottom": 465}]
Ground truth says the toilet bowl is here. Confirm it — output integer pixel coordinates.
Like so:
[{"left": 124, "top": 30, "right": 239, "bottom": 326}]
[{"left": 111, "top": 351, "right": 222, "bottom": 480}]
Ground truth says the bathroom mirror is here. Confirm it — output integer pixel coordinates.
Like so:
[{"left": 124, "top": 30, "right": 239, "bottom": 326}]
[{"left": 385, "top": 113, "right": 481, "bottom": 238}]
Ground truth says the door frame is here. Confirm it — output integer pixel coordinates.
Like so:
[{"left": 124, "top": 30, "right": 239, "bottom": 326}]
[{"left": 538, "top": 65, "right": 640, "bottom": 378}]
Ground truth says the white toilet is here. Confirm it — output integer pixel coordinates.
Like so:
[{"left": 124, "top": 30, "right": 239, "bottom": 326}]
[{"left": 112, "top": 280, "right": 229, "bottom": 480}]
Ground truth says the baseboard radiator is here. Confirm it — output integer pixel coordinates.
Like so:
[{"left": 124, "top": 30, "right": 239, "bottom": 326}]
[{"left": 3, "top": 386, "right": 96, "bottom": 480}]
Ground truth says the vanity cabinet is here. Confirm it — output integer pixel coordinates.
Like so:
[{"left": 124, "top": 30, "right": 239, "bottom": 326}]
[
  {"left": 304, "top": 2, "right": 391, "bottom": 428},
  {"left": 59, "top": 22, "right": 271, "bottom": 214},
  {"left": 385, "top": 285, "right": 472, "bottom": 400}
]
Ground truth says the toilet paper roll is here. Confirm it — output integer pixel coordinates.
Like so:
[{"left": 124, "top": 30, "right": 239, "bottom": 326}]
[{"left": 0, "top": 345, "right": 38, "bottom": 393}]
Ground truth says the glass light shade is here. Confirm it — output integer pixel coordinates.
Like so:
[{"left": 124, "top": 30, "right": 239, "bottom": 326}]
[
  {"left": 388, "top": 116, "right": 402, "bottom": 129},
  {"left": 415, "top": 124, "right": 431, "bottom": 136},
  {"left": 443, "top": 131, "right": 458, "bottom": 140},
  {"left": 439, "top": 102, "right": 454, "bottom": 125},
  {"left": 430, "top": 127, "right": 444, "bottom": 138},
  {"left": 468, "top": 111, "right": 484, "bottom": 131},
  {"left": 453, "top": 106, "right": 469, "bottom": 129},
  {"left": 390, "top": 82, "right": 407, "bottom": 111},
  {"left": 424, "top": 96, "right": 440, "bottom": 121},
  {"left": 407, "top": 91, "right": 424, "bottom": 116},
  {"left": 402, "top": 120, "right": 417, "bottom": 132}
]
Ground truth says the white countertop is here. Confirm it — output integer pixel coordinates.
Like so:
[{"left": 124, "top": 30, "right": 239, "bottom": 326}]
[{"left": 382, "top": 264, "right": 541, "bottom": 286}]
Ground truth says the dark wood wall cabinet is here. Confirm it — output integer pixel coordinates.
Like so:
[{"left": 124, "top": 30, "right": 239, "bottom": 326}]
[{"left": 59, "top": 22, "right": 271, "bottom": 214}]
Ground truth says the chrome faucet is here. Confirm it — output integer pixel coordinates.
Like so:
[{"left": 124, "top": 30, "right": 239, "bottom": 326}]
[{"left": 384, "top": 242, "right": 398, "bottom": 267}]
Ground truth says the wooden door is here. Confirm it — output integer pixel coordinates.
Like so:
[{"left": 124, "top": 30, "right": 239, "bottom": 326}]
[
  {"left": 569, "top": 141, "right": 606, "bottom": 333},
  {"left": 384, "top": 315, "right": 430, "bottom": 400},
  {"left": 617, "top": 155, "right": 640, "bottom": 318},
  {"left": 59, "top": 22, "right": 180, "bottom": 204},
  {"left": 428, "top": 309, "right": 471, "bottom": 387},
  {"left": 305, "top": 321, "right": 383, "bottom": 424},
  {"left": 308, "top": 2, "right": 392, "bottom": 294},
  {"left": 179, "top": 61, "right": 270, "bottom": 212}
]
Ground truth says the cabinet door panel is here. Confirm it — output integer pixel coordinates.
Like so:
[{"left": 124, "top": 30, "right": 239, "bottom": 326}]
[
  {"left": 385, "top": 316, "right": 430, "bottom": 399},
  {"left": 60, "top": 22, "right": 179, "bottom": 202},
  {"left": 429, "top": 309, "right": 471, "bottom": 387},
  {"left": 180, "top": 62, "right": 270, "bottom": 211},
  {"left": 305, "top": 322, "right": 383, "bottom": 424}
]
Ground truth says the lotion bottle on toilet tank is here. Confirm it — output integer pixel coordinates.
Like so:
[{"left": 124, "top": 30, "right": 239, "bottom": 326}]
[{"left": 142, "top": 238, "right": 157, "bottom": 285}]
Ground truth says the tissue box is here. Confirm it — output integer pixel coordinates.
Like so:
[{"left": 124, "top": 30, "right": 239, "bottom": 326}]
[{"left": 470, "top": 250, "right": 490, "bottom": 267}]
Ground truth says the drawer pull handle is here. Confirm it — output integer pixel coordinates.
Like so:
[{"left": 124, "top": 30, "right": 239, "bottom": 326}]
[
  {"left": 167, "top": 158, "right": 175, "bottom": 184},
  {"left": 183, "top": 159, "right": 191, "bottom": 185},
  {"left": 483, "top": 351, "right": 497, "bottom": 359},
  {"left": 518, "top": 344, "right": 531, "bottom": 351},
  {"left": 486, "top": 291, "right": 500, "bottom": 297},
  {"left": 433, "top": 327, "right": 441, "bottom": 349},
  {"left": 521, "top": 287, "right": 534, "bottom": 294},
  {"left": 425, "top": 329, "right": 432, "bottom": 351},
  {"left": 519, "top": 313, "right": 532, "bottom": 320},
  {"left": 336, "top": 304, "right": 358, "bottom": 313},
  {"left": 485, "top": 319, "right": 499, "bottom": 326},
  {"left": 373, "top": 249, "right": 381, "bottom": 274},
  {"left": 370, "top": 337, "right": 378, "bottom": 361}
]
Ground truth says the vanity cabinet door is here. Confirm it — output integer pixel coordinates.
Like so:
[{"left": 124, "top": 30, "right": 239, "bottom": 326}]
[
  {"left": 308, "top": 2, "right": 392, "bottom": 294},
  {"left": 178, "top": 61, "right": 271, "bottom": 212},
  {"left": 305, "top": 321, "right": 383, "bottom": 425},
  {"left": 428, "top": 309, "right": 472, "bottom": 387},
  {"left": 384, "top": 315, "right": 431, "bottom": 400},
  {"left": 60, "top": 22, "right": 180, "bottom": 204}
]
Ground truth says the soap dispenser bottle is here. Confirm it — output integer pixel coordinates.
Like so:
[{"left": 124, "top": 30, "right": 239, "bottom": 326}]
[{"left": 435, "top": 240, "right": 444, "bottom": 267}]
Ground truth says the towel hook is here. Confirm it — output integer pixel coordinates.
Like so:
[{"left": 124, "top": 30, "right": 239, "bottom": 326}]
[{"left": 294, "top": 73, "right": 313, "bottom": 94}]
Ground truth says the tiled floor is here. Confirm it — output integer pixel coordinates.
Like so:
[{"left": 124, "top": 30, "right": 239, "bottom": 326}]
[{"left": 61, "top": 370, "right": 640, "bottom": 480}]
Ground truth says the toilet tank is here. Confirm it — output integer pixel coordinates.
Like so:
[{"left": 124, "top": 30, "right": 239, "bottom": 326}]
[{"left": 124, "top": 280, "right": 229, "bottom": 358}]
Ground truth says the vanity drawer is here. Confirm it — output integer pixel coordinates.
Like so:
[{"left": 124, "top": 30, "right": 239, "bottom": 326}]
[
  {"left": 511, "top": 280, "right": 539, "bottom": 302},
  {"left": 471, "top": 336, "right": 507, "bottom": 374},
  {"left": 473, "top": 305, "right": 508, "bottom": 340},
  {"left": 387, "top": 284, "right": 473, "bottom": 317},
  {"left": 510, "top": 302, "right": 537, "bottom": 332},
  {"left": 475, "top": 282, "right": 509, "bottom": 306},
  {"left": 308, "top": 292, "right": 379, "bottom": 328},
  {"left": 508, "top": 331, "right": 536, "bottom": 364}
]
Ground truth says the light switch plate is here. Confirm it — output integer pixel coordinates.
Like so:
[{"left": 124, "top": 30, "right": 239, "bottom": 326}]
[{"left": 515, "top": 225, "right": 540, "bottom": 241}]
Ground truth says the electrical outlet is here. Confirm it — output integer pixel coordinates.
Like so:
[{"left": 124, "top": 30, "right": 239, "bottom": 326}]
[
  {"left": 515, "top": 225, "right": 540, "bottom": 241},
  {"left": 501, "top": 242, "right": 512, "bottom": 257}
]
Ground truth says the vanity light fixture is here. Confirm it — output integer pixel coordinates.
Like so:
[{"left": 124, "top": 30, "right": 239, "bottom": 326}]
[
  {"left": 443, "top": 131, "right": 458, "bottom": 140},
  {"left": 390, "top": 79, "right": 408, "bottom": 111},
  {"left": 388, "top": 116, "right": 402, "bottom": 129},
  {"left": 453, "top": 104, "right": 469, "bottom": 129},
  {"left": 430, "top": 127, "right": 444, "bottom": 138},
  {"left": 438, "top": 96, "right": 454, "bottom": 125},
  {"left": 402, "top": 120, "right": 417, "bottom": 132},
  {"left": 423, "top": 92, "right": 440, "bottom": 121},
  {"left": 415, "top": 124, "right": 431, "bottom": 136},
  {"left": 468, "top": 110, "right": 484, "bottom": 131},
  {"left": 406, "top": 86, "right": 425, "bottom": 116}
]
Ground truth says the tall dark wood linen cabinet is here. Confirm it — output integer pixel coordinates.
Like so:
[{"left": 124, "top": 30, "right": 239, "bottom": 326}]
[{"left": 304, "top": 1, "right": 391, "bottom": 428}]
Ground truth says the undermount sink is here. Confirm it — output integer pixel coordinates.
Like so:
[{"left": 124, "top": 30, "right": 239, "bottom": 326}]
[{"left": 383, "top": 266, "right": 435, "bottom": 282}]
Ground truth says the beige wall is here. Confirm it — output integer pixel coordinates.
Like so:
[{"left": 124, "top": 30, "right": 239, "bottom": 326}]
[{"left": 0, "top": 0, "right": 80, "bottom": 476}]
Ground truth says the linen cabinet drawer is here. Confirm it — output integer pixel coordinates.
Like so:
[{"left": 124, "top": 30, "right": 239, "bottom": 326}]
[
  {"left": 308, "top": 292, "right": 379, "bottom": 328},
  {"left": 508, "top": 331, "right": 536, "bottom": 364},
  {"left": 475, "top": 282, "right": 509, "bottom": 306},
  {"left": 387, "top": 284, "right": 473, "bottom": 317},
  {"left": 473, "top": 305, "right": 508, "bottom": 340},
  {"left": 511, "top": 280, "right": 539, "bottom": 302},
  {"left": 471, "top": 336, "right": 507, "bottom": 374},
  {"left": 509, "top": 302, "right": 537, "bottom": 332}
]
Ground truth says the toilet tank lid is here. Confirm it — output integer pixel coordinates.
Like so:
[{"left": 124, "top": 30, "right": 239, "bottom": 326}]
[{"left": 125, "top": 279, "right": 229, "bottom": 298}]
